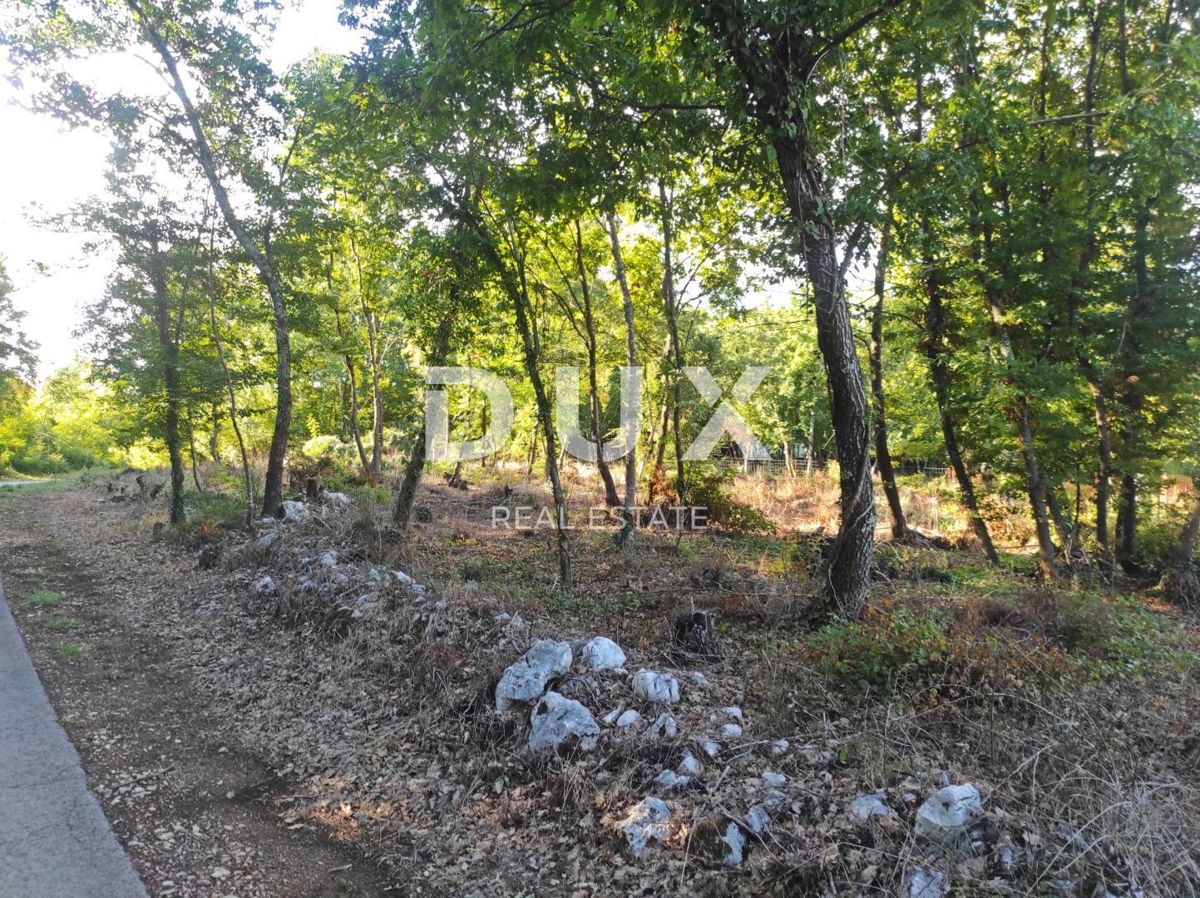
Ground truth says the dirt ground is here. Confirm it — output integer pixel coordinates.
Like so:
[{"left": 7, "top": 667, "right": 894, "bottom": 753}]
[
  {"left": 2, "top": 474, "right": 1198, "bottom": 898},
  {"left": 0, "top": 488, "right": 395, "bottom": 898}
]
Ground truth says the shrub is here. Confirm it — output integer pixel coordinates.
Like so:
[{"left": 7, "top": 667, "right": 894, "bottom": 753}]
[{"left": 685, "top": 465, "right": 775, "bottom": 535}]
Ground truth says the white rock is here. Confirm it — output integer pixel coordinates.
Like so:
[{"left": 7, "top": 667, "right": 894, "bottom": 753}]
[
  {"left": 648, "top": 712, "right": 678, "bottom": 739},
  {"left": 323, "top": 491, "right": 352, "bottom": 509},
  {"left": 616, "top": 709, "right": 642, "bottom": 728},
  {"left": 915, "top": 784, "right": 982, "bottom": 844},
  {"left": 253, "top": 576, "right": 275, "bottom": 596},
  {"left": 527, "top": 692, "right": 600, "bottom": 753},
  {"left": 677, "top": 753, "right": 702, "bottom": 777},
  {"left": 721, "top": 822, "right": 746, "bottom": 866},
  {"left": 770, "top": 738, "right": 790, "bottom": 756},
  {"left": 850, "top": 792, "right": 892, "bottom": 821},
  {"left": 763, "top": 790, "right": 788, "bottom": 810},
  {"left": 318, "top": 550, "right": 338, "bottom": 568},
  {"left": 256, "top": 531, "right": 280, "bottom": 549},
  {"left": 700, "top": 739, "right": 721, "bottom": 759},
  {"left": 689, "top": 671, "right": 709, "bottom": 686},
  {"left": 580, "top": 636, "right": 626, "bottom": 671},
  {"left": 908, "top": 867, "right": 950, "bottom": 898},
  {"left": 722, "top": 706, "right": 743, "bottom": 721},
  {"left": 745, "top": 805, "right": 770, "bottom": 836},
  {"left": 721, "top": 722, "right": 744, "bottom": 739},
  {"left": 762, "top": 771, "right": 787, "bottom": 788},
  {"left": 618, "top": 797, "right": 672, "bottom": 857},
  {"left": 632, "top": 669, "right": 680, "bottom": 704},
  {"left": 602, "top": 707, "right": 623, "bottom": 726},
  {"left": 495, "top": 640, "right": 573, "bottom": 712},
  {"left": 281, "top": 500, "right": 306, "bottom": 522},
  {"left": 654, "top": 769, "right": 691, "bottom": 791}
]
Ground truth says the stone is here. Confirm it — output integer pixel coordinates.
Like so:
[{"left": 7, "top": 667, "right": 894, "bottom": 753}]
[
  {"left": 602, "top": 707, "right": 623, "bottom": 725},
  {"left": 761, "top": 771, "right": 786, "bottom": 788},
  {"left": 915, "top": 784, "right": 982, "bottom": 844},
  {"left": 762, "top": 790, "right": 788, "bottom": 810},
  {"left": 495, "top": 640, "right": 574, "bottom": 712},
  {"left": 617, "top": 797, "right": 672, "bottom": 857},
  {"left": 677, "top": 753, "right": 702, "bottom": 777},
  {"left": 722, "top": 706, "right": 743, "bottom": 721},
  {"left": 721, "top": 723, "right": 744, "bottom": 739},
  {"left": 700, "top": 739, "right": 720, "bottom": 759},
  {"left": 252, "top": 576, "right": 275, "bottom": 596},
  {"left": 281, "top": 500, "right": 306, "bottom": 522},
  {"left": 907, "top": 867, "right": 950, "bottom": 898},
  {"left": 580, "top": 636, "right": 626, "bottom": 671},
  {"left": 648, "top": 712, "right": 678, "bottom": 739},
  {"left": 632, "top": 669, "right": 680, "bottom": 704},
  {"left": 745, "top": 805, "right": 770, "bottom": 836},
  {"left": 256, "top": 531, "right": 280, "bottom": 550},
  {"left": 527, "top": 692, "right": 600, "bottom": 754},
  {"left": 653, "top": 769, "right": 691, "bottom": 791},
  {"left": 850, "top": 791, "right": 892, "bottom": 821},
  {"left": 689, "top": 671, "right": 709, "bottom": 686},
  {"left": 770, "top": 738, "right": 790, "bottom": 756},
  {"left": 323, "top": 491, "right": 352, "bottom": 509},
  {"left": 720, "top": 822, "right": 746, "bottom": 866},
  {"left": 616, "top": 709, "right": 642, "bottom": 728},
  {"left": 318, "top": 551, "right": 337, "bottom": 568}
]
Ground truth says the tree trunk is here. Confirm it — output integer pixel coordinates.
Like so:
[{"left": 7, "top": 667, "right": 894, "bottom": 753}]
[
  {"left": 132, "top": 3, "right": 291, "bottom": 518},
  {"left": 574, "top": 221, "right": 620, "bottom": 507},
  {"left": 922, "top": 262, "right": 1000, "bottom": 564},
  {"left": 772, "top": 140, "right": 875, "bottom": 617},
  {"left": 1174, "top": 478, "right": 1200, "bottom": 563},
  {"left": 468, "top": 211, "right": 571, "bottom": 587},
  {"left": 208, "top": 269, "right": 255, "bottom": 531},
  {"left": 350, "top": 233, "right": 384, "bottom": 481},
  {"left": 658, "top": 184, "right": 687, "bottom": 505},
  {"left": 146, "top": 245, "right": 185, "bottom": 526},
  {"left": 606, "top": 211, "right": 640, "bottom": 548},
  {"left": 394, "top": 313, "right": 454, "bottom": 529},
  {"left": 335, "top": 307, "right": 371, "bottom": 477},
  {"left": 869, "top": 218, "right": 907, "bottom": 540}
]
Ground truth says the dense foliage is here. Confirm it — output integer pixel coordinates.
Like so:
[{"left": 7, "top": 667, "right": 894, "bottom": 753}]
[{"left": 1, "top": 0, "right": 1197, "bottom": 609}]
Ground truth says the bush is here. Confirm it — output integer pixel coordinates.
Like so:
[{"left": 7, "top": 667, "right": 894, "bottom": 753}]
[{"left": 685, "top": 465, "right": 775, "bottom": 535}]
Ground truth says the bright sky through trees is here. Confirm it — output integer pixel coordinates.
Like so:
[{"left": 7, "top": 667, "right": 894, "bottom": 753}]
[{"left": 0, "top": 0, "right": 357, "bottom": 379}]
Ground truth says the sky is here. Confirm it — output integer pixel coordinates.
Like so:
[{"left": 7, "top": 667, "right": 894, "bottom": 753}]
[{"left": 0, "top": 0, "right": 360, "bottom": 380}]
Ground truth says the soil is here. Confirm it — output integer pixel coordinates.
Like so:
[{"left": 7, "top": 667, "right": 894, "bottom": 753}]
[
  {"left": 0, "top": 488, "right": 396, "bottom": 898},
  {"left": 2, "top": 474, "right": 1197, "bottom": 898}
]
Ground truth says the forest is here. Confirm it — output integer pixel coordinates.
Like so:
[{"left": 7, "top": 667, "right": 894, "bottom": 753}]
[{"left": 0, "top": 1, "right": 1199, "bottom": 896}]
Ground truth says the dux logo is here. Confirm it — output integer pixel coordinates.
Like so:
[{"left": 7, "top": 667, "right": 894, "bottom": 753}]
[{"left": 424, "top": 365, "right": 770, "bottom": 463}]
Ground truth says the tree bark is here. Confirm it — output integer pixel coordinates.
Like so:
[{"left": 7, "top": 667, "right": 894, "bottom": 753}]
[
  {"left": 574, "top": 221, "right": 620, "bottom": 507},
  {"left": 394, "top": 312, "right": 454, "bottom": 529},
  {"left": 207, "top": 267, "right": 255, "bottom": 531},
  {"left": 606, "top": 211, "right": 640, "bottom": 548},
  {"left": 1174, "top": 478, "right": 1200, "bottom": 563},
  {"left": 131, "top": 1, "right": 292, "bottom": 518},
  {"left": 658, "top": 184, "right": 687, "bottom": 505},
  {"left": 147, "top": 243, "right": 185, "bottom": 526},
  {"left": 335, "top": 306, "right": 371, "bottom": 478},
  {"left": 869, "top": 217, "right": 907, "bottom": 540},
  {"left": 921, "top": 263, "right": 1000, "bottom": 564},
  {"left": 349, "top": 233, "right": 384, "bottom": 481}
]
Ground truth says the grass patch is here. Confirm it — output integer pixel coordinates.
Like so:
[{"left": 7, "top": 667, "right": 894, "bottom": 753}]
[
  {"left": 21, "top": 589, "right": 63, "bottom": 607},
  {"left": 43, "top": 614, "right": 78, "bottom": 632},
  {"left": 805, "top": 588, "right": 1195, "bottom": 699},
  {"left": 53, "top": 643, "right": 85, "bottom": 661}
]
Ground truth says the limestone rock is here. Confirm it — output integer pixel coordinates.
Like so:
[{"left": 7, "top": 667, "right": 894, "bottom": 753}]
[
  {"left": 618, "top": 798, "right": 672, "bottom": 857},
  {"left": 527, "top": 692, "right": 600, "bottom": 753},
  {"left": 914, "top": 784, "right": 982, "bottom": 844},
  {"left": 495, "top": 640, "right": 573, "bottom": 712},
  {"left": 281, "top": 500, "right": 306, "bottom": 522},
  {"left": 632, "top": 669, "right": 680, "bottom": 704},
  {"left": 850, "top": 791, "right": 892, "bottom": 821},
  {"left": 580, "top": 636, "right": 626, "bottom": 672}
]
